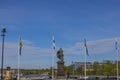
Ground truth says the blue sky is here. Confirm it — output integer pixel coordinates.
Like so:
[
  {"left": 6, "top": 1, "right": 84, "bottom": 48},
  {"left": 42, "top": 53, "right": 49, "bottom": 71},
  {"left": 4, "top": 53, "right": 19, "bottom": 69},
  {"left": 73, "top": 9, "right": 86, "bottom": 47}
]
[{"left": 0, "top": 0, "right": 120, "bottom": 69}]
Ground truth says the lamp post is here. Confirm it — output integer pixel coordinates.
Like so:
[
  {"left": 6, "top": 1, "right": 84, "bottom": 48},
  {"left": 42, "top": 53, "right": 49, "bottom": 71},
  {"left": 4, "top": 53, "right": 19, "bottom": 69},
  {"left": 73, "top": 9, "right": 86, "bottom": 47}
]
[{"left": 1, "top": 28, "right": 6, "bottom": 80}]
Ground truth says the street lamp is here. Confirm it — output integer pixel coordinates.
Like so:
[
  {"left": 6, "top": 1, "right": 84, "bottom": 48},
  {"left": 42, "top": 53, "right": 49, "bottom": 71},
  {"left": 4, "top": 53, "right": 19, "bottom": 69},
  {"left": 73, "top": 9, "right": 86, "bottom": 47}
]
[{"left": 1, "top": 28, "right": 6, "bottom": 80}]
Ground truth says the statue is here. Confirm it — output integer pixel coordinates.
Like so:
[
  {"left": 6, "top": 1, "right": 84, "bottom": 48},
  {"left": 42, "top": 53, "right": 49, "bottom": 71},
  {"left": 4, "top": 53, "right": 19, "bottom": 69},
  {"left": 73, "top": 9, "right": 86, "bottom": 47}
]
[
  {"left": 57, "top": 48, "right": 64, "bottom": 62},
  {"left": 56, "top": 48, "right": 65, "bottom": 78}
]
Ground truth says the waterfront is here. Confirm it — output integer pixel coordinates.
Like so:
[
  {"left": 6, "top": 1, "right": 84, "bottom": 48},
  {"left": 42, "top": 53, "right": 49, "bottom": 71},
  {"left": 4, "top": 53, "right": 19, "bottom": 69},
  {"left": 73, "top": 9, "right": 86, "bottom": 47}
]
[{"left": 19, "top": 74, "right": 120, "bottom": 80}]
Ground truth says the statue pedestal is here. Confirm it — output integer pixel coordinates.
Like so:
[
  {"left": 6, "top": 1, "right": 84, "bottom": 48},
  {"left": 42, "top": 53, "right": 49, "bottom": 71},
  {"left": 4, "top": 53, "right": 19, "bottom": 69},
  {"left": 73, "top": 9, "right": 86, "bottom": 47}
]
[{"left": 57, "top": 61, "right": 65, "bottom": 78}]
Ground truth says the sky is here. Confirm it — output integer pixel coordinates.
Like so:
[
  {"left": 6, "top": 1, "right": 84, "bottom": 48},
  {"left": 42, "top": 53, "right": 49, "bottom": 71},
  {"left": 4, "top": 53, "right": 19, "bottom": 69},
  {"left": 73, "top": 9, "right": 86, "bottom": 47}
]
[{"left": 0, "top": 0, "right": 120, "bottom": 69}]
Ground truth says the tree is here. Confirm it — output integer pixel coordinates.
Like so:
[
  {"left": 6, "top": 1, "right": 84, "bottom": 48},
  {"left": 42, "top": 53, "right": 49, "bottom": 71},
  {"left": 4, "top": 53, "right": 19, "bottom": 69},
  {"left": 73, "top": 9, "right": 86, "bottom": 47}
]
[
  {"left": 92, "top": 61, "right": 99, "bottom": 75},
  {"left": 76, "top": 67, "right": 83, "bottom": 75},
  {"left": 103, "top": 61, "right": 114, "bottom": 75}
]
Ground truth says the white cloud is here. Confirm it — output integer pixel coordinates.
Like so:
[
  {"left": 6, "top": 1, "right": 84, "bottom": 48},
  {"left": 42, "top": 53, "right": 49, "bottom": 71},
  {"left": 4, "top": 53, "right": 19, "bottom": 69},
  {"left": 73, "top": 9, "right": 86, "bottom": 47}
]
[
  {"left": 88, "top": 38, "right": 120, "bottom": 54},
  {"left": 63, "top": 37, "right": 120, "bottom": 55},
  {"left": 0, "top": 37, "right": 119, "bottom": 68}
]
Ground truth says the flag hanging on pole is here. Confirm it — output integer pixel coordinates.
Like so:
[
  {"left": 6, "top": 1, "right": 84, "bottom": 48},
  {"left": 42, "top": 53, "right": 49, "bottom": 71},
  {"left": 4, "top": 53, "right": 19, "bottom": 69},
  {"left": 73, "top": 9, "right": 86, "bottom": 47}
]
[
  {"left": 115, "top": 41, "right": 118, "bottom": 50},
  {"left": 19, "top": 37, "right": 22, "bottom": 56},
  {"left": 115, "top": 40, "right": 119, "bottom": 58},
  {"left": 53, "top": 36, "right": 55, "bottom": 50},
  {"left": 84, "top": 39, "right": 89, "bottom": 56}
]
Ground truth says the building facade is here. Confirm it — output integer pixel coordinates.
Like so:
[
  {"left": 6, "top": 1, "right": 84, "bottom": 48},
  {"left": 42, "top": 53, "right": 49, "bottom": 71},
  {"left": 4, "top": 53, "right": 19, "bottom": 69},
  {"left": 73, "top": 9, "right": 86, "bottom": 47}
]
[{"left": 72, "top": 62, "right": 93, "bottom": 71}]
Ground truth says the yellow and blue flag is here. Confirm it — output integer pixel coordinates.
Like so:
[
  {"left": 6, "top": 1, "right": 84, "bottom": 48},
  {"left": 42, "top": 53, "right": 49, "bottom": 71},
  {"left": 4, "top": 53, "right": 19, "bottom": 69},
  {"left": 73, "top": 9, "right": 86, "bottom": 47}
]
[{"left": 19, "top": 37, "right": 22, "bottom": 56}]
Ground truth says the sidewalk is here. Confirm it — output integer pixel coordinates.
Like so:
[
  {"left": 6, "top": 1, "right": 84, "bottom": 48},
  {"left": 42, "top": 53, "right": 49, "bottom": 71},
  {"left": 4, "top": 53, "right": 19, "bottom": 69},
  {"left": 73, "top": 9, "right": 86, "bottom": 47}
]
[{"left": 54, "top": 79, "right": 76, "bottom": 80}]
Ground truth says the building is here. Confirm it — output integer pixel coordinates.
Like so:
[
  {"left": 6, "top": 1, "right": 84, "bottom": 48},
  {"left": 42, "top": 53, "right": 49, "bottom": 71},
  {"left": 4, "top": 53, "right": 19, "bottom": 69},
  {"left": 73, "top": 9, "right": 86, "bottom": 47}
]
[{"left": 72, "top": 62, "right": 93, "bottom": 71}]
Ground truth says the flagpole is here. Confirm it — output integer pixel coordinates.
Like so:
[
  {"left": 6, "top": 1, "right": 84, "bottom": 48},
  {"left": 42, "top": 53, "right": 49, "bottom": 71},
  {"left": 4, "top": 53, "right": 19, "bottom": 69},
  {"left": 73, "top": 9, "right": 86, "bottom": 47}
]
[
  {"left": 52, "top": 47, "right": 54, "bottom": 80},
  {"left": 115, "top": 40, "right": 119, "bottom": 80},
  {"left": 17, "top": 37, "right": 20, "bottom": 80},
  {"left": 17, "top": 50, "right": 20, "bottom": 80},
  {"left": 84, "top": 39, "right": 87, "bottom": 80},
  {"left": 84, "top": 39, "right": 88, "bottom": 80},
  {"left": 52, "top": 36, "right": 55, "bottom": 80},
  {"left": 84, "top": 48, "right": 86, "bottom": 80},
  {"left": 116, "top": 49, "right": 118, "bottom": 80},
  {"left": 17, "top": 37, "right": 22, "bottom": 80}
]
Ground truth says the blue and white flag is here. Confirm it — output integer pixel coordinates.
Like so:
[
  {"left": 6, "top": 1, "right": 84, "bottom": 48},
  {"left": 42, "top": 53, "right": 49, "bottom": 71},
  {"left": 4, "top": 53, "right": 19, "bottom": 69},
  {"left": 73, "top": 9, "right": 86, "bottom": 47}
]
[
  {"left": 53, "top": 36, "right": 55, "bottom": 50},
  {"left": 115, "top": 41, "right": 118, "bottom": 50}
]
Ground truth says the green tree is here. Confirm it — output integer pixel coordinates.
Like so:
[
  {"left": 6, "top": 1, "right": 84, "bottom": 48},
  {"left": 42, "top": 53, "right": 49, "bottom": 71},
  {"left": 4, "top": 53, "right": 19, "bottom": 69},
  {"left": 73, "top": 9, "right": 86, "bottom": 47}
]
[
  {"left": 103, "top": 61, "right": 114, "bottom": 75},
  {"left": 76, "top": 67, "right": 83, "bottom": 75},
  {"left": 92, "top": 61, "right": 99, "bottom": 75}
]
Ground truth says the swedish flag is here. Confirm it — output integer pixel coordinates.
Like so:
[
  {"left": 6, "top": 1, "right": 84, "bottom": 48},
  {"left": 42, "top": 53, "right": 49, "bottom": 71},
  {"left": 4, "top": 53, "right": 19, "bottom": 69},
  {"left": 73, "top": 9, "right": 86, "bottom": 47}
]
[{"left": 19, "top": 37, "right": 22, "bottom": 56}]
